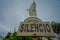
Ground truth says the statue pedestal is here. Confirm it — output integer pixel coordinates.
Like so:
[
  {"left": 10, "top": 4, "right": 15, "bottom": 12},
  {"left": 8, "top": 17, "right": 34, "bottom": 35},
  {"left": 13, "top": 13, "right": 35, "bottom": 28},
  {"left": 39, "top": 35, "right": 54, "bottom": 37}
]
[{"left": 32, "top": 37, "right": 38, "bottom": 40}]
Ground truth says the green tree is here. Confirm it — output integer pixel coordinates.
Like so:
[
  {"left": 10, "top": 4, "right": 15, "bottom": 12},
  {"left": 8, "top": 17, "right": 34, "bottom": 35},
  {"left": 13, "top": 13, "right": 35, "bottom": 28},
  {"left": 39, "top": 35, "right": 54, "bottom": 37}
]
[{"left": 51, "top": 21, "right": 60, "bottom": 34}]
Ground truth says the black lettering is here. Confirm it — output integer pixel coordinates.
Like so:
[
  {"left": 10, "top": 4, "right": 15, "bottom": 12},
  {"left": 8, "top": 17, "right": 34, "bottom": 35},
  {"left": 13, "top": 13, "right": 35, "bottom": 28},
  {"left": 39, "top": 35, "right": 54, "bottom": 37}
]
[
  {"left": 46, "top": 24, "right": 51, "bottom": 32},
  {"left": 39, "top": 24, "right": 43, "bottom": 32},
  {"left": 31, "top": 23, "right": 35, "bottom": 32},
  {"left": 43, "top": 24, "right": 46, "bottom": 33},
  {"left": 25, "top": 24, "right": 29, "bottom": 32},
  {"left": 35, "top": 24, "right": 39, "bottom": 32},
  {"left": 20, "top": 24, "right": 24, "bottom": 32}
]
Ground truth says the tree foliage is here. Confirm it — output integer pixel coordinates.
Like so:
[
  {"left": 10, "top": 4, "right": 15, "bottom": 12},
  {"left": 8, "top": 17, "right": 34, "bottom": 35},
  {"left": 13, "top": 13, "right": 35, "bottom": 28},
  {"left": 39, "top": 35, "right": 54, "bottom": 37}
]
[{"left": 51, "top": 21, "right": 60, "bottom": 34}]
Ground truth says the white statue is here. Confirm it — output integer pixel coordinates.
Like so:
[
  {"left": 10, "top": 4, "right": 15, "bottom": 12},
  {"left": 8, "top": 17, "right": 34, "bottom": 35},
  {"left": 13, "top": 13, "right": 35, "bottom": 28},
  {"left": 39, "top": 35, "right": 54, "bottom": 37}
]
[{"left": 28, "top": 1, "right": 37, "bottom": 17}]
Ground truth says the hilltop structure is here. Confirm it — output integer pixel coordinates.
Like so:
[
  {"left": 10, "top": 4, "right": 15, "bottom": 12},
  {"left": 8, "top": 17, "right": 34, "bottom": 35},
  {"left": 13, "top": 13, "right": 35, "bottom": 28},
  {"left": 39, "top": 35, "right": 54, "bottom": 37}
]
[{"left": 17, "top": 1, "right": 54, "bottom": 40}]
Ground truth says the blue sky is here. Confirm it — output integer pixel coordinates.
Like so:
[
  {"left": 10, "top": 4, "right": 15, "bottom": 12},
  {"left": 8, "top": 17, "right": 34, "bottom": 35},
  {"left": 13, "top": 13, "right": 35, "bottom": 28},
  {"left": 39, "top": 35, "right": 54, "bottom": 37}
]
[{"left": 0, "top": 0, "right": 60, "bottom": 37}]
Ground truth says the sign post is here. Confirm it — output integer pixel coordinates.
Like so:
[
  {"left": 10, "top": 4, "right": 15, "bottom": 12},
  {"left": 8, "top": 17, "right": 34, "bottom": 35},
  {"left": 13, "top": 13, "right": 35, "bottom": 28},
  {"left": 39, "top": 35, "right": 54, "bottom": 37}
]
[{"left": 32, "top": 37, "right": 38, "bottom": 40}]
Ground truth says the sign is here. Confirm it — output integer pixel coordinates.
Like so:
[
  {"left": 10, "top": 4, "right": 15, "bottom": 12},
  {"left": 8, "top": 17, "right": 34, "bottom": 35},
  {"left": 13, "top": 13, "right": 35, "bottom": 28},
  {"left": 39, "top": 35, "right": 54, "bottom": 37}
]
[
  {"left": 17, "top": 17, "right": 54, "bottom": 37},
  {"left": 19, "top": 23, "right": 51, "bottom": 33}
]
